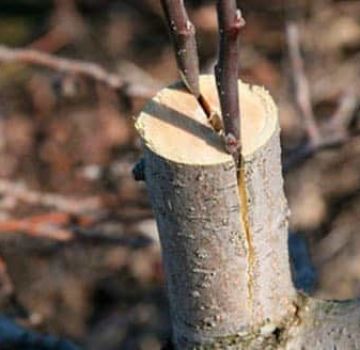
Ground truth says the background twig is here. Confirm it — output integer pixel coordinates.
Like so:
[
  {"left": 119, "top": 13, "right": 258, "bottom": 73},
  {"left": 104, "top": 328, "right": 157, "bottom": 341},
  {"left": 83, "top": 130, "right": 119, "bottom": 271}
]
[
  {"left": 0, "top": 45, "right": 158, "bottom": 98},
  {"left": 328, "top": 89, "right": 358, "bottom": 133},
  {"left": 0, "top": 179, "right": 101, "bottom": 215},
  {"left": 284, "top": 21, "right": 359, "bottom": 172},
  {"left": 160, "top": 0, "right": 199, "bottom": 97},
  {"left": 286, "top": 21, "right": 321, "bottom": 146}
]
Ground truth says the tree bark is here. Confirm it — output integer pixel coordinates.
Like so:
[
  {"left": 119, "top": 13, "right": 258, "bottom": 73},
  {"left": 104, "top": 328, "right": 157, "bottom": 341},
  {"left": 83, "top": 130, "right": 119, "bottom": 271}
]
[
  {"left": 135, "top": 75, "right": 360, "bottom": 349},
  {"left": 283, "top": 295, "right": 360, "bottom": 349}
]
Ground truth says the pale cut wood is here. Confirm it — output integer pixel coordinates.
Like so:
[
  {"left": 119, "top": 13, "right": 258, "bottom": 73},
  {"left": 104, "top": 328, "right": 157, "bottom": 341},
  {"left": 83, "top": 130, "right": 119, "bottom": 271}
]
[
  {"left": 136, "top": 75, "right": 276, "bottom": 164},
  {"left": 136, "top": 75, "right": 297, "bottom": 348}
]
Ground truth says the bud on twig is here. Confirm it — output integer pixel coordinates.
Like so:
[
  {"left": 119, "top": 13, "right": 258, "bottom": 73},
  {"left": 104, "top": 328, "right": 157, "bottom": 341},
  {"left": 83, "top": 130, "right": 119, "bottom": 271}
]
[{"left": 215, "top": 0, "right": 245, "bottom": 164}]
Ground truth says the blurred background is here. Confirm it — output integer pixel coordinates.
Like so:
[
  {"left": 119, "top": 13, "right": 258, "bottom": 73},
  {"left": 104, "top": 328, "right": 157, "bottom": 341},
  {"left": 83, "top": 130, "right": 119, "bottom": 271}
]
[{"left": 0, "top": 0, "right": 359, "bottom": 349}]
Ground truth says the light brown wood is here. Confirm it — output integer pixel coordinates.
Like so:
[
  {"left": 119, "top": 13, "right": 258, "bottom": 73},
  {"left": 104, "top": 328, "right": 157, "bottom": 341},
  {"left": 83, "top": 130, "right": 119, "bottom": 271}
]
[{"left": 136, "top": 75, "right": 297, "bottom": 348}]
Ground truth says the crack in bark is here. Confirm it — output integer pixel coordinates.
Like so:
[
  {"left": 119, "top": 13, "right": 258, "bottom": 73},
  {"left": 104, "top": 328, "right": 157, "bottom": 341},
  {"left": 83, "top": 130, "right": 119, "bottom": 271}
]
[{"left": 237, "top": 162, "right": 255, "bottom": 317}]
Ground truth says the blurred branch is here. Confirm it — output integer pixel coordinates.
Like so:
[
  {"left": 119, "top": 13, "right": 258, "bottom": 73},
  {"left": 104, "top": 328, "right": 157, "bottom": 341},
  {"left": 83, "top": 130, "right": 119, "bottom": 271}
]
[
  {"left": 215, "top": 0, "right": 245, "bottom": 163},
  {"left": 286, "top": 21, "right": 321, "bottom": 146},
  {"left": 284, "top": 21, "right": 359, "bottom": 172},
  {"left": 0, "top": 212, "right": 82, "bottom": 241},
  {"left": 0, "top": 45, "right": 158, "bottom": 98},
  {"left": 284, "top": 87, "right": 359, "bottom": 172},
  {"left": 30, "top": 0, "right": 87, "bottom": 53},
  {"left": 283, "top": 131, "right": 360, "bottom": 172},
  {"left": 0, "top": 179, "right": 101, "bottom": 215},
  {"left": 161, "top": 0, "right": 199, "bottom": 96},
  {"left": 328, "top": 89, "right": 358, "bottom": 133},
  {"left": 0, "top": 210, "right": 154, "bottom": 246}
]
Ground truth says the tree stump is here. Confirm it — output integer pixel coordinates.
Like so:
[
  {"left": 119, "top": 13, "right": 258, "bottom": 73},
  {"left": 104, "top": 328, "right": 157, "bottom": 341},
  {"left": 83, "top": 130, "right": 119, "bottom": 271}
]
[{"left": 135, "top": 75, "right": 360, "bottom": 349}]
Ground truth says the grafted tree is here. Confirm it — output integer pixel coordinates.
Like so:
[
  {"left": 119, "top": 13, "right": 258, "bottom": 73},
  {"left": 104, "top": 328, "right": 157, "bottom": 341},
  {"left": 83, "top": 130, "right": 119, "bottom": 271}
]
[{"left": 134, "top": 1, "right": 360, "bottom": 349}]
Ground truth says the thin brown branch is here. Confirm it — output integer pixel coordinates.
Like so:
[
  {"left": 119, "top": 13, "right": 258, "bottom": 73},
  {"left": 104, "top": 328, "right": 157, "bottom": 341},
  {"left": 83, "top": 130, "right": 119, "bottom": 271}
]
[
  {"left": 0, "top": 45, "right": 158, "bottom": 98},
  {"left": 29, "top": 0, "right": 87, "bottom": 53},
  {"left": 286, "top": 21, "right": 321, "bottom": 146},
  {"left": 284, "top": 20, "right": 360, "bottom": 172},
  {"left": 161, "top": 0, "right": 200, "bottom": 96},
  {"left": 0, "top": 211, "right": 96, "bottom": 242},
  {"left": 0, "top": 179, "right": 101, "bottom": 215},
  {"left": 215, "top": 0, "right": 245, "bottom": 164},
  {"left": 328, "top": 89, "right": 358, "bottom": 132},
  {"left": 0, "top": 214, "right": 74, "bottom": 241},
  {"left": 283, "top": 130, "right": 360, "bottom": 173},
  {"left": 161, "top": 0, "right": 222, "bottom": 131},
  {"left": 283, "top": 86, "right": 359, "bottom": 171}
]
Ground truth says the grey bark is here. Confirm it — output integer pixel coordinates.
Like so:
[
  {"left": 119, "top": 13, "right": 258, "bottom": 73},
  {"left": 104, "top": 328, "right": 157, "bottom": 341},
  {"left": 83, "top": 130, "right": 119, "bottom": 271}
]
[
  {"left": 284, "top": 296, "right": 360, "bottom": 350},
  {"left": 135, "top": 76, "right": 360, "bottom": 349}
]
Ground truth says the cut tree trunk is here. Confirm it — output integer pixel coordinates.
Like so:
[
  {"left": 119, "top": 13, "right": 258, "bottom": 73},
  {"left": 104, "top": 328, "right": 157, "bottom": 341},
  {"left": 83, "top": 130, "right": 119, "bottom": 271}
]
[{"left": 135, "top": 75, "right": 360, "bottom": 349}]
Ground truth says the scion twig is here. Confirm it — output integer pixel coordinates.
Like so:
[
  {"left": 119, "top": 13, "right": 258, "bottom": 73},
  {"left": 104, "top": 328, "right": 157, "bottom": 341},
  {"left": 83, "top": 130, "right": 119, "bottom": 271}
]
[
  {"left": 161, "top": 0, "right": 222, "bottom": 132},
  {"left": 215, "top": 0, "right": 245, "bottom": 165},
  {"left": 161, "top": 0, "right": 199, "bottom": 96}
]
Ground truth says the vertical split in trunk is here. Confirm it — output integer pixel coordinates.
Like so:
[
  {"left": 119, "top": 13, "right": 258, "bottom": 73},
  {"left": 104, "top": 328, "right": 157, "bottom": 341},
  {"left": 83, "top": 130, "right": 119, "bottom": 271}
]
[{"left": 136, "top": 75, "right": 296, "bottom": 348}]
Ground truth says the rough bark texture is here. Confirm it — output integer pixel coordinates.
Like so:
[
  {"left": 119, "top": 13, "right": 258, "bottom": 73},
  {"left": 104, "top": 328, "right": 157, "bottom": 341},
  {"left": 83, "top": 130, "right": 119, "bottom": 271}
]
[
  {"left": 284, "top": 296, "right": 360, "bottom": 349},
  {"left": 135, "top": 75, "right": 360, "bottom": 349},
  {"left": 144, "top": 151, "right": 250, "bottom": 347},
  {"left": 136, "top": 76, "right": 296, "bottom": 348},
  {"left": 238, "top": 122, "right": 296, "bottom": 328}
]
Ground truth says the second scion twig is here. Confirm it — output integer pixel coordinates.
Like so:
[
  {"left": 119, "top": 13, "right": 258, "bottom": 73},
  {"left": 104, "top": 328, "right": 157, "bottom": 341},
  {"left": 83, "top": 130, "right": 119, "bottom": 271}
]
[
  {"left": 161, "top": 0, "right": 199, "bottom": 96},
  {"left": 215, "top": 0, "right": 245, "bottom": 165},
  {"left": 161, "top": 0, "right": 222, "bottom": 132}
]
